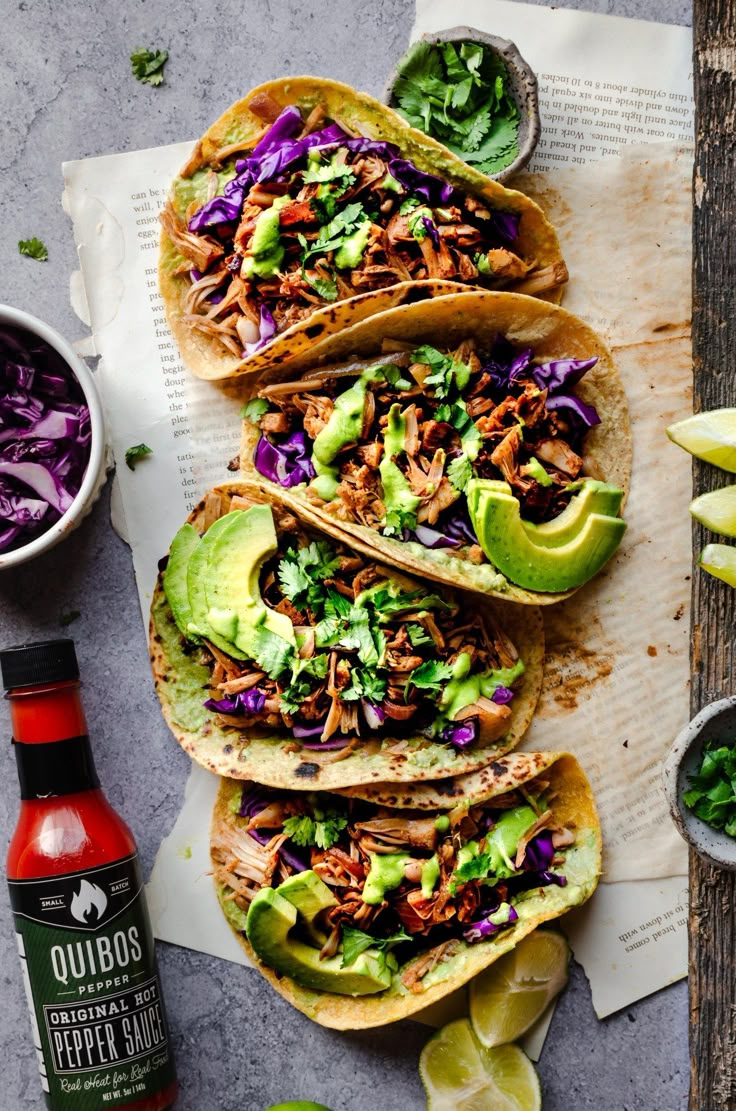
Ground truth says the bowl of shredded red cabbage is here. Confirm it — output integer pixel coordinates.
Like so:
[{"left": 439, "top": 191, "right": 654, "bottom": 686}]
[{"left": 0, "top": 306, "right": 106, "bottom": 567}]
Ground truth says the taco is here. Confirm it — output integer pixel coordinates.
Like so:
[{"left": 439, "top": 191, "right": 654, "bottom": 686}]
[
  {"left": 210, "top": 751, "right": 600, "bottom": 1028},
  {"left": 150, "top": 482, "right": 543, "bottom": 790},
  {"left": 159, "top": 77, "right": 568, "bottom": 381},
  {"left": 240, "top": 290, "right": 632, "bottom": 603}
]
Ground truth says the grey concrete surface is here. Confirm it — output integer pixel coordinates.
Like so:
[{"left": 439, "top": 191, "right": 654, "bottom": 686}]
[{"left": 0, "top": 1, "right": 691, "bottom": 1108}]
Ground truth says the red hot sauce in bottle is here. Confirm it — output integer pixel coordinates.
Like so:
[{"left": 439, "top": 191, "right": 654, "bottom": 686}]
[{"left": 3, "top": 639, "right": 178, "bottom": 1110}]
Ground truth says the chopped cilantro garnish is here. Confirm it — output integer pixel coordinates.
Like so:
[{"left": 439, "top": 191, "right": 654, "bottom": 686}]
[
  {"left": 303, "top": 270, "right": 338, "bottom": 301},
  {"left": 341, "top": 666, "right": 387, "bottom": 704},
  {"left": 341, "top": 925, "right": 411, "bottom": 968},
  {"left": 130, "top": 47, "right": 169, "bottom": 87},
  {"left": 280, "top": 654, "right": 329, "bottom": 716},
  {"left": 125, "top": 443, "right": 153, "bottom": 470},
  {"left": 393, "top": 40, "right": 520, "bottom": 175},
  {"left": 300, "top": 203, "right": 366, "bottom": 265},
  {"left": 283, "top": 803, "right": 348, "bottom": 850},
  {"left": 683, "top": 742, "right": 736, "bottom": 836},
  {"left": 399, "top": 196, "right": 421, "bottom": 216},
  {"left": 409, "top": 659, "right": 454, "bottom": 695},
  {"left": 18, "top": 237, "right": 48, "bottom": 261},
  {"left": 412, "top": 344, "right": 470, "bottom": 399},
  {"left": 277, "top": 541, "right": 341, "bottom": 612},
  {"left": 240, "top": 398, "right": 269, "bottom": 422},
  {"left": 380, "top": 364, "right": 413, "bottom": 391},
  {"left": 407, "top": 622, "right": 433, "bottom": 647},
  {"left": 253, "top": 629, "right": 295, "bottom": 680},
  {"left": 447, "top": 453, "right": 473, "bottom": 492}
]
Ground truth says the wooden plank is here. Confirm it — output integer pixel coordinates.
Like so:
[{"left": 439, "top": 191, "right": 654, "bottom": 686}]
[{"left": 690, "top": 3, "right": 736, "bottom": 1107}]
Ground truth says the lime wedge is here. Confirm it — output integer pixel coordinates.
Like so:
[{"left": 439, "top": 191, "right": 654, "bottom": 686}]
[
  {"left": 700, "top": 543, "right": 736, "bottom": 587},
  {"left": 690, "top": 486, "right": 736, "bottom": 537},
  {"left": 420, "top": 1018, "right": 541, "bottom": 1111},
  {"left": 666, "top": 410, "right": 736, "bottom": 471},
  {"left": 469, "top": 930, "right": 569, "bottom": 1049}
]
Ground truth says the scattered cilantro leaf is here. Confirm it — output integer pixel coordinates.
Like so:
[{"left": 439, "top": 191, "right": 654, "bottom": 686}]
[
  {"left": 407, "top": 622, "right": 433, "bottom": 647},
  {"left": 412, "top": 344, "right": 470, "bottom": 399},
  {"left": 399, "top": 196, "right": 421, "bottom": 216},
  {"left": 280, "top": 654, "right": 329, "bottom": 716},
  {"left": 304, "top": 271, "right": 338, "bottom": 301},
  {"left": 59, "top": 609, "right": 81, "bottom": 627},
  {"left": 341, "top": 666, "right": 387, "bottom": 704},
  {"left": 380, "top": 364, "right": 413, "bottom": 391},
  {"left": 341, "top": 925, "right": 411, "bottom": 968},
  {"left": 409, "top": 660, "right": 454, "bottom": 695},
  {"left": 18, "top": 237, "right": 48, "bottom": 261},
  {"left": 447, "top": 453, "right": 473, "bottom": 492},
  {"left": 253, "top": 629, "right": 295, "bottom": 680},
  {"left": 130, "top": 47, "right": 169, "bottom": 87},
  {"left": 283, "top": 806, "right": 348, "bottom": 850},
  {"left": 240, "top": 398, "right": 269, "bottom": 422},
  {"left": 383, "top": 505, "right": 418, "bottom": 538},
  {"left": 125, "top": 443, "right": 153, "bottom": 470},
  {"left": 301, "top": 202, "right": 366, "bottom": 265}
]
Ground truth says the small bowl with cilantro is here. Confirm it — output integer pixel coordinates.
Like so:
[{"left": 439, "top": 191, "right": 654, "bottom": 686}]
[
  {"left": 664, "top": 696, "right": 736, "bottom": 870},
  {"left": 0, "top": 305, "right": 107, "bottom": 568},
  {"left": 386, "top": 26, "right": 540, "bottom": 182}
]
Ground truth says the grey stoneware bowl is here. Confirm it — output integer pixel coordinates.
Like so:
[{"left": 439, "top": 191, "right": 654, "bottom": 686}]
[
  {"left": 663, "top": 696, "right": 736, "bottom": 870},
  {"left": 384, "top": 26, "right": 541, "bottom": 184}
]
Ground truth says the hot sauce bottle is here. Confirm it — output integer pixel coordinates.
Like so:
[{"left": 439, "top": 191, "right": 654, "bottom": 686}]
[{"left": 3, "top": 639, "right": 178, "bottom": 1110}]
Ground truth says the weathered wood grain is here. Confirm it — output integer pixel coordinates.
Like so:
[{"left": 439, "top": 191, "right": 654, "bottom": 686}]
[{"left": 690, "top": 4, "right": 736, "bottom": 1108}]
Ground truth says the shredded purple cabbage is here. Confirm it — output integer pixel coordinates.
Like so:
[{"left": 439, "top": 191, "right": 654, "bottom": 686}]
[
  {"left": 545, "top": 393, "right": 601, "bottom": 431},
  {"left": 443, "top": 510, "right": 478, "bottom": 546},
  {"left": 412, "top": 523, "right": 461, "bottom": 549},
  {"left": 491, "top": 686, "right": 515, "bottom": 706},
  {"left": 442, "top": 717, "right": 478, "bottom": 749},
  {"left": 244, "top": 305, "right": 277, "bottom": 356},
  {"left": 488, "top": 210, "right": 521, "bottom": 246},
  {"left": 483, "top": 341, "right": 534, "bottom": 396},
  {"left": 254, "top": 430, "right": 315, "bottom": 487},
  {"left": 361, "top": 700, "right": 386, "bottom": 729},
  {"left": 464, "top": 904, "right": 519, "bottom": 943},
  {"left": 421, "top": 215, "right": 440, "bottom": 250},
  {"left": 531, "top": 357, "right": 598, "bottom": 393},
  {"left": 387, "top": 159, "right": 455, "bottom": 206},
  {"left": 238, "top": 783, "right": 309, "bottom": 873},
  {"left": 522, "top": 831, "right": 555, "bottom": 872},
  {"left": 203, "top": 688, "right": 266, "bottom": 715}
]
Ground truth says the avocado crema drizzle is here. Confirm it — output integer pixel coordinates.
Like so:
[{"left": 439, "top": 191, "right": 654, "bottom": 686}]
[
  {"left": 161, "top": 96, "right": 566, "bottom": 359},
  {"left": 251, "top": 337, "right": 611, "bottom": 553},
  {"left": 212, "top": 780, "right": 574, "bottom": 993},
  {"left": 164, "top": 493, "right": 525, "bottom": 748}
]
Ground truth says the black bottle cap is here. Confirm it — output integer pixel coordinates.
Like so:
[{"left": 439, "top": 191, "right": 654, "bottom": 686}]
[{"left": 0, "top": 639, "right": 79, "bottom": 691}]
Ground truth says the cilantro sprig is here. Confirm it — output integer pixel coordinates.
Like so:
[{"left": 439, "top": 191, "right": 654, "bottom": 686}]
[
  {"left": 341, "top": 925, "right": 411, "bottom": 968},
  {"left": 283, "top": 800, "right": 348, "bottom": 850},
  {"left": 130, "top": 47, "right": 169, "bottom": 87},
  {"left": 393, "top": 40, "right": 520, "bottom": 176},
  {"left": 683, "top": 742, "right": 736, "bottom": 836},
  {"left": 18, "top": 237, "right": 48, "bottom": 261}
]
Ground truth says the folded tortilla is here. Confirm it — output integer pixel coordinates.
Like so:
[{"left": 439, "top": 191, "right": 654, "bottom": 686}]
[
  {"left": 149, "top": 481, "right": 543, "bottom": 790},
  {"left": 239, "top": 290, "right": 632, "bottom": 605},
  {"left": 159, "top": 76, "right": 567, "bottom": 381},
  {"left": 211, "top": 751, "right": 601, "bottom": 1029}
]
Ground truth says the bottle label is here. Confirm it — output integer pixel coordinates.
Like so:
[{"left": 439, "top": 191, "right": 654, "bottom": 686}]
[{"left": 8, "top": 854, "right": 176, "bottom": 1110}]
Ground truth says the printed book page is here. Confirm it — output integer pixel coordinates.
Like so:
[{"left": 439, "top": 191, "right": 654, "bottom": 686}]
[{"left": 413, "top": 0, "right": 693, "bottom": 168}]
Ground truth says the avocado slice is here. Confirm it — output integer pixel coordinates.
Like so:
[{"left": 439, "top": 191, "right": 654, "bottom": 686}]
[
  {"left": 467, "top": 480, "right": 626, "bottom": 592},
  {"left": 186, "top": 513, "right": 248, "bottom": 657},
  {"left": 203, "top": 506, "right": 295, "bottom": 655},
  {"left": 468, "top": 478, "right": 624, "bottom": 549},
  {"left": 163, "top": 523, "right": 201, "bottom": 638},
  {"left": 246, "top": 883, "right": 394, "bottom": 996},
  {"left": 277, "top": 870, "right": 338, "bottom": 948}
]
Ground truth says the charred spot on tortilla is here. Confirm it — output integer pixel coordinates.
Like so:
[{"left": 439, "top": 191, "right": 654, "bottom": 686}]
[
  {"left": 295, "top": 763, "right": 320, "bottom": 779},
  {"left": 223, "top": 744, "right": 233, "bottom": 755}
]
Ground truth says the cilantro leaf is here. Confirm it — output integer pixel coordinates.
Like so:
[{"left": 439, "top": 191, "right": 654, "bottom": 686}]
[
  {"left": 280, "top": 654, "right": 329, "bottom": 715},
  {"left": 18, "top": 237, "right": 48, "bottom": 261},
  {"left": 341, "top": 666, "right": 387, "bottom": 704},
  {"left": 683, "top": 742, "right": 736, "bottom": 833},
  {"left": 409, "top": 660, "right": 453, "bottom": 695},
  {"left": 240, "top": 398, "right": 269, "bottom": 423},
  {"left": 381, "top": 364, "right": 413, "bottom": 391},
  {"left": 339, "top": 607, "right": 382, "bottom": 666},
  {"left": 253, "top": 629, "right": 295, "bottom": 679},
  {"left": 304, "top": 271, "right": 338, "bottom": 301},
  {"left": 447, "top": 453, "right": 473, "bottom": 492},
  {"left": 407, "top": 622, "right": 433, "bottom": 647},
  {"left": 302, "top": 203, "right": 366, "bottom": 264},
  {"left": 125, "top": 443, "right": 153, "bottom": 470},
  {"left": 383, "top": 505, "right": 418, "bottom": 538},
  {"left": 283, "top": 805, "right": 348, "bottom": 850},
  {"left": 341, "top": 925, "right": 411, "bottom": 968},
  {"left": 130, "top": 47, "right": 169, "bottom": 86},
  {"left": 412, "top": 344, "right": 470, "bottom": 399}
]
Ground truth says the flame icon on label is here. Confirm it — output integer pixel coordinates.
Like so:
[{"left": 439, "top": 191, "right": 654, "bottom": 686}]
[{"left": 70, "top": 880, "right": 108, "bottom": 924}]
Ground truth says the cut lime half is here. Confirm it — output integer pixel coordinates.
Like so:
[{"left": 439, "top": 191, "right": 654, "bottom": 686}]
[
  {"left": 469, "top": 930, "right": 569, "bottom": 1049},
  {"left": 666, "top": 410, "right": 736, "bottom": 472},
  {"left": 420, "top": 1018, "right": 541, "bottom": 1111},
  {"left": 700, "top": 543, "right": 736, "bottom": 587},
  {"left": 690, "top": 486, "right": 736, "bottom": 538}
]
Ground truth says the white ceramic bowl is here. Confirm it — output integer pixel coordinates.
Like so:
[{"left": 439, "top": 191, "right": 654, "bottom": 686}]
[{"left": 0, "top": 305, "right": 107, "bottom": 569}]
